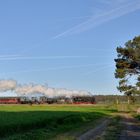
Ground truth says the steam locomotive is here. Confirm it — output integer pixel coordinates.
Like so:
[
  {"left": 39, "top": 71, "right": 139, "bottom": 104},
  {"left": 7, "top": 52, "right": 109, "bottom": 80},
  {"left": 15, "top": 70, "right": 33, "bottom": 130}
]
[{"left": 0, "top": 96, "right": 95, "bottom": 104}]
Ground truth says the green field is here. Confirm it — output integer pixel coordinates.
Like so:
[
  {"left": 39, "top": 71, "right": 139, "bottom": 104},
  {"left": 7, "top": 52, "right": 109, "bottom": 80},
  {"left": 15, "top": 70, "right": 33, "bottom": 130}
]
[{"left": 0, "top": 104, "right": 117, "bottom": 140}]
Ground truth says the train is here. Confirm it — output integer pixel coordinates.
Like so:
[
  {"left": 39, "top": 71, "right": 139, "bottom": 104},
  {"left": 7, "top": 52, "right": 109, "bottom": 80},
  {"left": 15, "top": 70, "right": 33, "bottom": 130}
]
[{"left": 0, "top": 96, "right": 95, "bottom": 104}]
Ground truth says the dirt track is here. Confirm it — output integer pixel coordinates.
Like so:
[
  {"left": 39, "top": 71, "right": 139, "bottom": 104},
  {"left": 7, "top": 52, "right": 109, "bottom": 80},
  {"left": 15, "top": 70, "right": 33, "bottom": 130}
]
[
  {"left": 119, "top": 113, "right": 140, "bottom": 140},
  {"left": 77, "top": 119, "right": 110, "bottom": 140},
  {"left": 76, "top": 113, "right": 140, "bottom": 140}
]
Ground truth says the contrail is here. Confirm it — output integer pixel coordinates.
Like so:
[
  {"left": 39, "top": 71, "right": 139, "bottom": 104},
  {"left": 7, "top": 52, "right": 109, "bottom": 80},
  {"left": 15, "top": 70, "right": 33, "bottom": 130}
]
[
  {"left": 19, "top": 1, "right": 137, "bottom": 53},
  {"left": 0, "top": 55, "right": 114, "bottom": 61},
  {"left": 8, "top": 1, "right": 140, "bottom": 55},
  {"left": 52, "top": 1, "right": 140, "bottom": 39},
  {"left": 0, "top": 54, "right": 20, "bottom": 58},
  {"left": 52, "top": 15, "right": 92, "bottom": 22},
  {"left": 0, "top": 55, "right": 91, "bottom": 61},
  {"left": 83, "top": 64, "right": 114, "bottom": 76},
  {"left": 80, "top": 48, "right": 115, "bottom": 52},
  {"left": 0, "top": 63, "right": 111, "bottom": 75}
]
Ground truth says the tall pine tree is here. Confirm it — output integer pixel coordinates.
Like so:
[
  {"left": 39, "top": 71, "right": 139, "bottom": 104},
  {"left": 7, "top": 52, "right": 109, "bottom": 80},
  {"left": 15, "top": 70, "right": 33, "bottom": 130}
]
[{"left": 115, "top": 36, "right": 140, "bottom": 103}]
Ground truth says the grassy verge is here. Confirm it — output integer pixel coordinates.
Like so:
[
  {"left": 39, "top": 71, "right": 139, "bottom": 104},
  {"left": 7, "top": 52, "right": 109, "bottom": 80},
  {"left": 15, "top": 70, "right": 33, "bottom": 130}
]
[{"left": 116, "top": 103, "right": 140, "bottom": 113}]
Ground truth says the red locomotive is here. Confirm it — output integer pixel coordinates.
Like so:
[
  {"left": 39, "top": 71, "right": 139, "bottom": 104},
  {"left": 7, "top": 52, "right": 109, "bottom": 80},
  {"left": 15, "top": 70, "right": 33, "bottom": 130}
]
[
  {"left": 72, "top": 96, "right": 95, "bottom": 104},
  {"left": 0, "top": 96, "right": 95, "bottom": 104},
  {"left": 0, "top": 97, "right": 20, "bottom": 104}
]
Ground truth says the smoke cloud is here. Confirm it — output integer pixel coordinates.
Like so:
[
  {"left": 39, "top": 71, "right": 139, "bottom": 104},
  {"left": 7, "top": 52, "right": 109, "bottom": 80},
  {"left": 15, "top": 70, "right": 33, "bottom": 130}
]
[
  {"left": 0, "top": 79, "right": 92, "bottom": 97},
  {"left": 15, "top": 85, "right": 92, "bottom": 98},
  {"left": 0, "top": 80, "right": 17, "bottom": 92},
  {"left": 44, "top": 88, "right": 92, "bottom": 98},
  {"left": 15, "top": 84, "right": 48, "bottom": 95}
]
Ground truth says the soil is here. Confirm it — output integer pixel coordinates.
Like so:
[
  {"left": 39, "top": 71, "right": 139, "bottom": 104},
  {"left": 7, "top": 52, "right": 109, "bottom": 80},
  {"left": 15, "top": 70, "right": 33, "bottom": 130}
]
[
  {"left": 119, "top": 113, "right": 140, "bottom": 140},
  {"left": 76, "top": 119, "right": 110, "bottom": 140},
  {"left": 76, "top": 113, "right": 140, "bottom": 140}
]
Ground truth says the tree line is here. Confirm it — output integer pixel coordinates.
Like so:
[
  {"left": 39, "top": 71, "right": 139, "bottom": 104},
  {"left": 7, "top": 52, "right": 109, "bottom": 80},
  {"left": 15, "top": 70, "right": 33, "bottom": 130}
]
[{"left": 94, "top": 95, "right": 140, "bottom": 104}]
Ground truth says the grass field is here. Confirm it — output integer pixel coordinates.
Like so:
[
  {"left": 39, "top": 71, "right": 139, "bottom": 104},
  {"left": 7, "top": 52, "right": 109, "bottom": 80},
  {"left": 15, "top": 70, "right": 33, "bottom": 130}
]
[{"left": 0, "top": 104, "right": 117, "bottom": 140}]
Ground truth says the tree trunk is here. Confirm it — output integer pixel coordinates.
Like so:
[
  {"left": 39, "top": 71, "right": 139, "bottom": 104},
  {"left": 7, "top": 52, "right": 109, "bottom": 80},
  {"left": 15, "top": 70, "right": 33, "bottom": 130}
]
[
  {"left": 127, "top": 96, "right": 130, "bottom": 104},
  {"left": 116, "top": 98, "right": 119, "bottom": 104}
]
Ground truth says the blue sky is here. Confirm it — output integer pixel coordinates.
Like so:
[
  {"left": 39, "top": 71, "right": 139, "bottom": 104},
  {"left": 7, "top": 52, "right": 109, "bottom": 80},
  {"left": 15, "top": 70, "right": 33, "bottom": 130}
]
[{"left": 0, "top": 0, "right": 140, "bottom": 95}]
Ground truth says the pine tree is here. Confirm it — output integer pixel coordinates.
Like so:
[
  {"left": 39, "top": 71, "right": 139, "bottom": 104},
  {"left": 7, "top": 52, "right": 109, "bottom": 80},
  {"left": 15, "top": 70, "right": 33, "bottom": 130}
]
[{"left": 114, "top": 36, "right": 140, "bottom": 103}]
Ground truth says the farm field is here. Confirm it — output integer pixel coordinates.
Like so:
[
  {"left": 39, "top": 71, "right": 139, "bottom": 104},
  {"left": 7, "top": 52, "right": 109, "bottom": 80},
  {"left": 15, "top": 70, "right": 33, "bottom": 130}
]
[{"left": 0, "top": 104, "right": 117, "bottom": 140}]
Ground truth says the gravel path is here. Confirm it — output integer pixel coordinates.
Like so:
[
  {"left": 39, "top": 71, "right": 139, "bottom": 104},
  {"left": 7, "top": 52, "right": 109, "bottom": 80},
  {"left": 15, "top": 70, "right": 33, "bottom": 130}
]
[
  {"left": 77, "top": 119, "right": 110, "bottom": 140},
  {"left": 119, "top": 113, "right": 140, "bottom": 140}
]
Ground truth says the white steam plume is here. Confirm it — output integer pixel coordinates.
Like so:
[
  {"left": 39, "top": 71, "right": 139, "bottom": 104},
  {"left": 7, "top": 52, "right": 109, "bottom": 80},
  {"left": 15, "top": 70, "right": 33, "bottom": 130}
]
[
  {"left": 15, "top": 84, "right": 48, "bottom": 96},
  {"left": 0, "top": 80, "right": 17, "bottom": 92},
  {"left": 0, "top": 79, "right": 92, "bottom": 97},
  {"left": 15, "top": 83, "right": 92, "bottom": 98}
]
